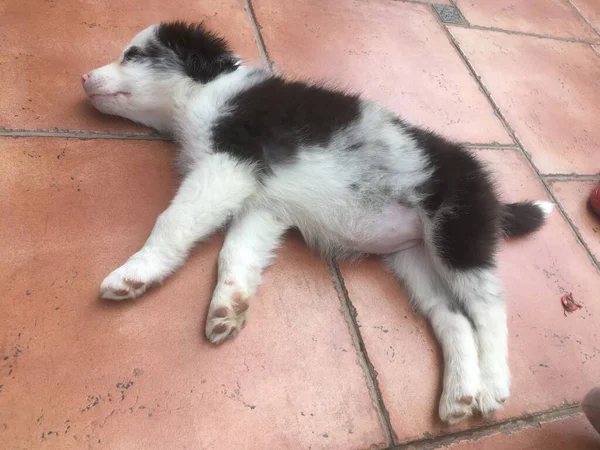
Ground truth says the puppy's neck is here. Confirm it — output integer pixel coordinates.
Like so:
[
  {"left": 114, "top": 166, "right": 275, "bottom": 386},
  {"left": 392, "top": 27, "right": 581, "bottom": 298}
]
[{"left": 168, "top": 65, "right": 268, "bottom": 146}]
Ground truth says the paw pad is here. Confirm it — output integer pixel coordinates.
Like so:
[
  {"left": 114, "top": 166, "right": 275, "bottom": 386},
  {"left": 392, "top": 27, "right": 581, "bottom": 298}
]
[
  {"left": 206, "top": 291, "right": 251, "bottom": 344},
  {"left": 460, "top": 396, "right": 473, "bottom": 405},
  {"left": 126, "top": 279, "right": 145, "bottom": 289},
  {"left": 212, "top": 307, "right": 230, "bottom": 318}
]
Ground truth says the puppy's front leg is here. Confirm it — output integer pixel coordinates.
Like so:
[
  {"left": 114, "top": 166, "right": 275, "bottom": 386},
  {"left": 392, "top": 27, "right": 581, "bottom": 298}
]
[
  {"left": 206, "top": 208, "right": 289, "bottom": 343},
  {"left": 101, "top": 153, "right": 257, "bottom": 300}
]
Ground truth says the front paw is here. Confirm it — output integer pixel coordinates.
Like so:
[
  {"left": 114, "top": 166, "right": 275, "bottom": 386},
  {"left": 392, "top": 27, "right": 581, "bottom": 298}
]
[
  {"left": 100, "top": 257, "right": 159, "bottom": 300},
  {"left": 205, "top": 284, "right": 251, "bottom": 344}
]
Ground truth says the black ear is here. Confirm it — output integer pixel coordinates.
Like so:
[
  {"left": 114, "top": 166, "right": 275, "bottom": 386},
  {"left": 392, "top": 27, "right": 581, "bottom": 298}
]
[
  {"left": 157, "top": 21, "right": 238, "bottom": 83},
  {"left": 184, "top": 52, "right": 238, "bottom": 83}
]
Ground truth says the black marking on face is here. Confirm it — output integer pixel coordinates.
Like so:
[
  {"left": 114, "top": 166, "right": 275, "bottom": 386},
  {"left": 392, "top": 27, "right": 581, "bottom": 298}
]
[
  {"left": 156, "top": 21, "right": 239, "bottom": 83},
  {"left": 123, "top": 46, "right": 145, "bottom": 63}
]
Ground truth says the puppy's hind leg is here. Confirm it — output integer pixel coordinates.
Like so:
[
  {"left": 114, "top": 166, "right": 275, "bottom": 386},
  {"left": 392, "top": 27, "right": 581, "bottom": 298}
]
[
  {"left": 445, "top": 269, "right": 509, "bottom": 417},
  {"left": 101, "top": 153, "right": 258, "bottom": 300},
  {"left": 384, "top": 245, "right": 481, "bottom": 424}
]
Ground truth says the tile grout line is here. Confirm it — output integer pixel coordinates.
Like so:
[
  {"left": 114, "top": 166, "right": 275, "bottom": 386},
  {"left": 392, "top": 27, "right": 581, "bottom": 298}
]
[
  {"left": 567, "top": 0, "right": 600, "bottom": 39},
  {"left": 428, "top": 6, "right": 516, "bottom": 146},
  {"left": 424, "top": 0, "right": 600, "bottom": 44},
  {"left": 394, "top": 0, "right": 448, "bottom": 5},
  {"left": 388, "top": 404, "right": 582, "bottom": 449},
  {"left": 447, "top": 22, "right": 600, "bottom": 46},
  {"left": 0, "top": 127, "right": 529, "bottom": 150},
  {"left": 328, "top": 261, "right": 397, "bottom": 447},
  {"left": 244, "top": 0, "right": 274, "bottom": 71},
  {"left": 543, "top": 173, "right": 600, "bottom": 182},
  {"left": 436, "top": 14, "right": 600, "bottom": 273},
  {"left": 461, "top": 143, "right": 519, "bottom": 150},
  {"left": 545, "top": 178, "right": 600, "bottom": 269},
  {"left": 0, "top": 128, "right": 168, "bottom": 140},
  {"left": 591, "top": 43, "right": 600, "bottom": 58}
]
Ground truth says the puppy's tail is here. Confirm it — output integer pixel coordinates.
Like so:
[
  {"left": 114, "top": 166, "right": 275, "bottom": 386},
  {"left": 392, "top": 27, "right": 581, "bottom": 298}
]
[{"left": 500, "top": 201, "right": 554, "bottom": 238}]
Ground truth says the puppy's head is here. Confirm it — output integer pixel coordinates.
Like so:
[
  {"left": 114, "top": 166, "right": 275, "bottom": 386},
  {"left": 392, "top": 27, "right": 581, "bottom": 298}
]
[{"left": 82, "top": 21, "right": 238, "bottom": 131}]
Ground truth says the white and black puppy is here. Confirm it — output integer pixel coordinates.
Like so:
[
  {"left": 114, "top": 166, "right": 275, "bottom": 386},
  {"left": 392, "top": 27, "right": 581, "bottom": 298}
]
[{"left": 83, "top": 21, "right": 553, "bottom": 424}]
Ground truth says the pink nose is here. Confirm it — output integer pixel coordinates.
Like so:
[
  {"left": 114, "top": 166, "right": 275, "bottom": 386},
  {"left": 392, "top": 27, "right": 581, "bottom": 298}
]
[{"left": 81, "top": 73, "right": 89, "bottom": 84}]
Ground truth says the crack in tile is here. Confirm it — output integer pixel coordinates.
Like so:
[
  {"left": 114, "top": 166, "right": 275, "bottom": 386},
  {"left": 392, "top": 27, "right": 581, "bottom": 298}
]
[{"left": 329, "top": 261, "right": 396, "bottom": 447}]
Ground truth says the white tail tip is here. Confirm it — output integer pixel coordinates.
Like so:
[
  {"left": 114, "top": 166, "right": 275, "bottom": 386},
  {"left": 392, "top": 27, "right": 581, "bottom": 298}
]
[{"left": 534, "top": 201, "right": 554, "bottom": 218}]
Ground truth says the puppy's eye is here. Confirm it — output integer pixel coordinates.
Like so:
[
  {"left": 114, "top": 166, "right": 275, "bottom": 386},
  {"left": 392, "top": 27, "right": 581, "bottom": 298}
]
[{"left": 123, "top": 46, "right": 144, "bottom": 62}]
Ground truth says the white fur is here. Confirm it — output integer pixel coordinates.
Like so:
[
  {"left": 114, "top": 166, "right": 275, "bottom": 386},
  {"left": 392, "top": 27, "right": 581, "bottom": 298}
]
[
  {"left": 100, "top": 152, "right": 258, "bottom": 299},
  {"left": 534, "top": 201, "right": 554, "bottom": 218}
]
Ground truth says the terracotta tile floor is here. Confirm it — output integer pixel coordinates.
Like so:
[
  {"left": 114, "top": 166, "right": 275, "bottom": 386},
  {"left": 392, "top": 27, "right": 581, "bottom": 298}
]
[{"left": 1, "top": 1, "right": 599, "bottom": 449}]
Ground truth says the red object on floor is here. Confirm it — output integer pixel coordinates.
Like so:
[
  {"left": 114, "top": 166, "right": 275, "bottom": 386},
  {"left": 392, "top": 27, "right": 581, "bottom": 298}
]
[
  {"left": 561, "top": 292, "right": 582, "bottom": 316},
  {"left": 589, "top": 183, "right": 600, "bottom": 219}
]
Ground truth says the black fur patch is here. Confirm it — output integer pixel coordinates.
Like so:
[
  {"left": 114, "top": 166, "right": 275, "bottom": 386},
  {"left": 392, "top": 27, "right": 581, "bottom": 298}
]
[
  {"left": 406, "top": 125, "right": 501, "bottom": 270},
  {"left": 211, "top": 77, "right": 361, "bottom": 172},
  {"left": 123, "top": 46, "right": 144, "bottom": 63},
  {"left": 156, "top": 21, "right": 238, "bottom": 83},
  {"left": 501, "top": 202, "right": 546, "bottom": 237}
]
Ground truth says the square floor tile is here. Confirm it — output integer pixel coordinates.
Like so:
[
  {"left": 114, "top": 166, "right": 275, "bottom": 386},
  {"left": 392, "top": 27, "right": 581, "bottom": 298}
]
[
  {"left": 572, "top": 0, "right": 600, "bottom": 33},
  {"left": 340, "top": 149, "right": 600, "bottom": 442},
  {"left": 444, "top": 414, "right": 600, "bottom": 449},
  {"left": 253, "top": 0, "right": 511, "bottom": 144},
  {"left": 550, "top": 179, "right": 600, "bottom": 265},
  {"left": 0, "top": 138, "right": 385, "bottom": 450},
  {"left": 455, "top": 0, "right": 599, "bottom": 41},
  {"left": 451, "top": 28, "right": 600, "bottom": 175},
  {"left": 0, "top": 0, "right": 259, "bottom": 133}
]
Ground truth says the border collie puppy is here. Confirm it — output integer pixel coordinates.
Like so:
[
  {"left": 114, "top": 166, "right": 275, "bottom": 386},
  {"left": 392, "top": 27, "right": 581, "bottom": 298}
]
[{"left": 82, "top": 21, "right": 553, "bottom": 424}]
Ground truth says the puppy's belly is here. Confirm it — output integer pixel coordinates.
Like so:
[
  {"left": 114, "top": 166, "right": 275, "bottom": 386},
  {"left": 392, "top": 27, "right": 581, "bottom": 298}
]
[{"left": 347, "top": 204, "right": 423, "bottom": 254}]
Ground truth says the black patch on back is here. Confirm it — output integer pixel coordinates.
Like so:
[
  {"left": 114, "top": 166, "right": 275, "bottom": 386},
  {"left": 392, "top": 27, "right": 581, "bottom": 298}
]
[
  {"left": 156, "top": 21, "right": 238, "bottom": 83},
  {"left": 211, "top": 77, "right": 361, "bottom": 172},
  {"left": 405, "top": 125, "right": 501, "bottom": 270}
]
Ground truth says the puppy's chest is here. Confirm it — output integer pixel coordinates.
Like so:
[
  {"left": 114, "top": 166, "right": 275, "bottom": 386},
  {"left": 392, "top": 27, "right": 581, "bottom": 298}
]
[{"left": 174, "top": 104, "right": 222, "bottom": 170}]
